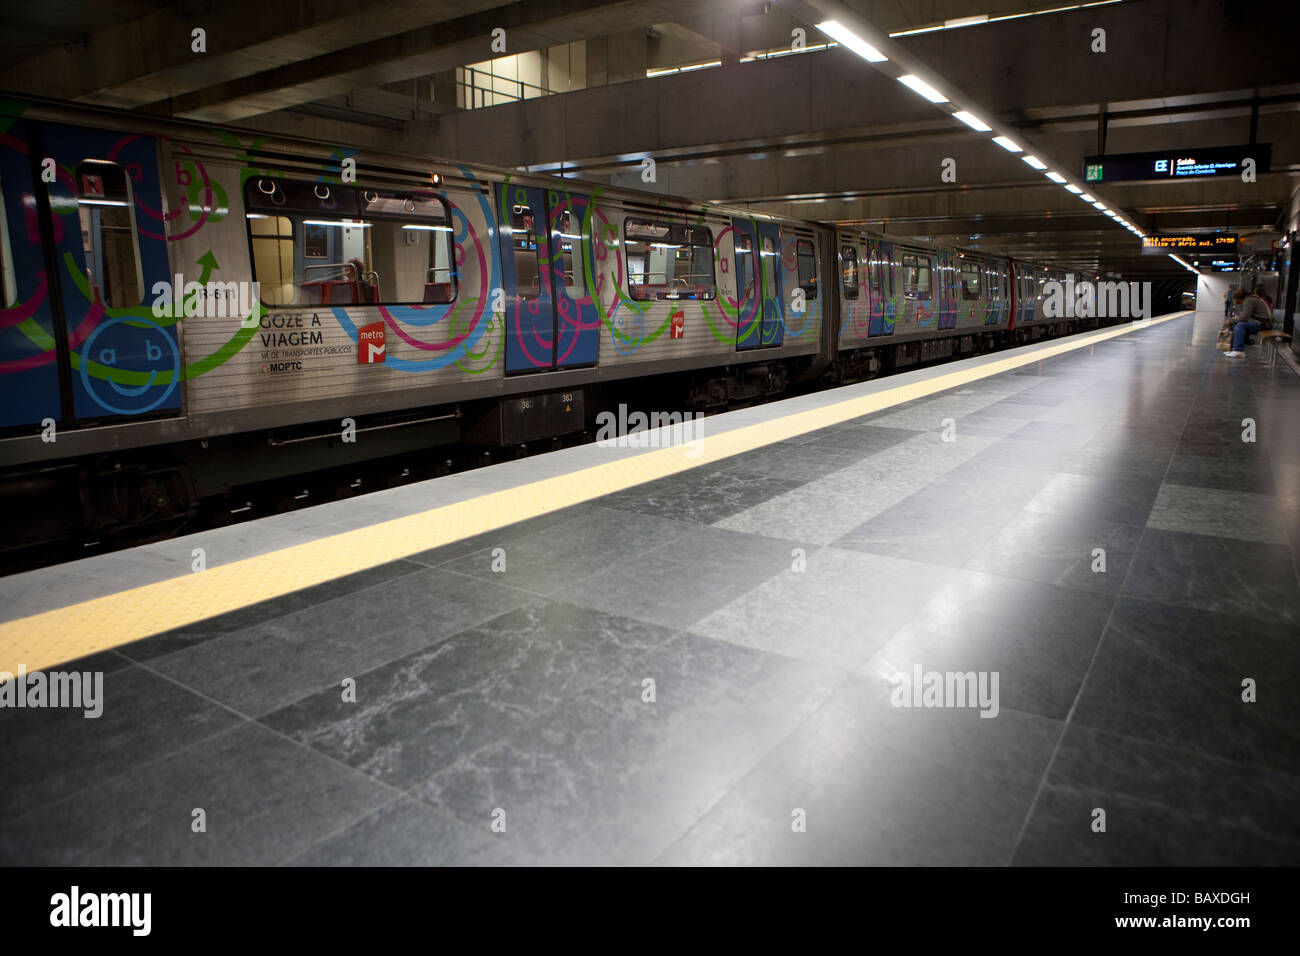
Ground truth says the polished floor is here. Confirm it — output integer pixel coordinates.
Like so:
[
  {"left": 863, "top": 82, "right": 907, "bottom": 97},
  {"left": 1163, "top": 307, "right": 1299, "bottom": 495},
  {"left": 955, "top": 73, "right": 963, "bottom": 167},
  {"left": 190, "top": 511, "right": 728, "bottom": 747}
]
[{"left": 2, "top": 310, "right": 1298, "bottom": 865}]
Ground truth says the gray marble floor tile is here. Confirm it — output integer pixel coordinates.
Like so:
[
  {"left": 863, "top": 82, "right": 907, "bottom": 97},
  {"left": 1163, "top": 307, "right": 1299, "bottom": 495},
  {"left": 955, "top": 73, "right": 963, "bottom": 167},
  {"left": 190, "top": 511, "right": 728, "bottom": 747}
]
[
  {"left": 1119, "top": 528, "right": 1300, "bottom": 623},
  {"left": 1146, "top": 484, "right": 1290, "bottom": 545},
  {"left": 440, "top": 506, "right": 698, "bottom": 595},
  {"left": 861, "top": 570, "right": 1114, "bottom": 720},
  {"left": 656, "top": 674, "right": 1061, "bottom": 865},
  {"left": 1024, "top": 471, "right": 1163, "bottom": 527},
  {"left": 264, "top": 601, "right": 844, "bottom": 864},
  {"left": 146, "top": 567, "right": 532, "bottom": 717},
  {"left": 688, "top": 547, "right": 947, "bottom": 670},
  {"left": 121, "top": 559, "right": 428, "bottom": 661},
  {"left": 0, "top": 664, "right": 242, "bottom": 819},
  {"left": 1162, "top": 453, "right": 1277, "bottom": 494},
  {"left": 554, "top": 526, "right": 803, "bottom": 630},
  {"left": 1013, "top": 724, "right": 1300, "bottom": 865},
  {"left": 967, "top": 510, "right": 1144, "bottom": 594},
  {"left": 597, "top": 467, "right": 803, "bottom": 525},
  {"left": 404, "top": 502, "right": 605, "bottom": 567},
  {"left": 284, "top": 795, "right": 516, "bottom": 866},
  {"left": 0, "top": 722, "right": 394, "bottom": 865},
  {"left": 1071, "top": 618, "right": 1300, "bottom": 774}
]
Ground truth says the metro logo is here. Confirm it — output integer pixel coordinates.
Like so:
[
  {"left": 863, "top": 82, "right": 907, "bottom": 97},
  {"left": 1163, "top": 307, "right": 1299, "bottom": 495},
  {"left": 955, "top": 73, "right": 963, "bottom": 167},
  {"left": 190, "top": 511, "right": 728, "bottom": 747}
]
[{"left": 357, "top": 321, "right": 386, "bottom": 364}]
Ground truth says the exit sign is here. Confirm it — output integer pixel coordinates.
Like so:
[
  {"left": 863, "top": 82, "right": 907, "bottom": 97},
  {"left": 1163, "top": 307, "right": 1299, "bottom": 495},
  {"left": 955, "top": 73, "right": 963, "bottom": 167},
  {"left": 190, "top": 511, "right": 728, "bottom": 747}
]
[{"left": 1084, "top": 145, "right": 1270, "bottom": 183}]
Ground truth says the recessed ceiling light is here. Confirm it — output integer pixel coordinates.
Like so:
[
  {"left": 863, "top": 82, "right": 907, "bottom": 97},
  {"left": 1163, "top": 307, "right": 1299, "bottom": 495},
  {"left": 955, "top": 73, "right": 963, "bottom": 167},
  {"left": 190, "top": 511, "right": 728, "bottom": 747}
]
[
  {"left": 952, "top": 110, "right": 991, "bottom": 131},
  {"left": 816, "top": 20, "right": 888, "bottom": 61},
  {"left": 1065, "top": 184, "right": 1083, "bottom": 194},
  {"left": 992, "top": 136, "right": 1021, "bottom": 152},
  {"left": 897, "top": 74, "right": 948, "bottom": 103},
  {"left": 1045, "top": 171, "right": 1066, "bottom": 183},
  {"left": 1022, "top": 155, "right": 1047, "bottom": 169}
]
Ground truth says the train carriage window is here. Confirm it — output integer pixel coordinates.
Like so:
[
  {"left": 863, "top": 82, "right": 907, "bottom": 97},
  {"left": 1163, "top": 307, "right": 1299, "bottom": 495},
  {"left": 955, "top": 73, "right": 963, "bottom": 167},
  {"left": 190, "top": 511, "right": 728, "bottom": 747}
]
[
  {"left": 249, "top": 215, "right": 296, "bottom": 306},
  {"left": 0, "top": 173, "right": 15, "bottom": 307},
  {"left": 624, "top": 219, "right": 716, "bottom": 301},
  {"left": 509, "top": 203, "right": 540, "bottom": 299},
  {"left": 902, "top": 253, "right": 933, "bottom": 299},
  {"left": 76, "top": 160, "right": 143, "bottom": 308},
  {"left": 735, "top": 234, "right": 754, "bottom": 302},
  {"left": 245, "top": 178, "right": 457, "bottom": 307},
  {"left": 960, "top": 261, "right": 981, "bottom": 300},
  {"left": 796, "top": 238, "right": 818, "bottom": 300},
  {"left": 840, "top": 245, "right": 859, "bottom": 299},
  {"left": 761, "top": 236, "right": 777, "bottom": 298},
  {"left": 556, "top": 211, "right": 585, "bottom": 298}
]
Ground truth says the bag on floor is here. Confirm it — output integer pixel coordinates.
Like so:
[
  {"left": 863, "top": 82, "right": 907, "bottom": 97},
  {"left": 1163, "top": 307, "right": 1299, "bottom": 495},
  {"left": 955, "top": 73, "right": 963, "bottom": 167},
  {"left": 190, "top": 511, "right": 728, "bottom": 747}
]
[{"left": 1216, "top": 328, "right": 1233, "bottom": 351}]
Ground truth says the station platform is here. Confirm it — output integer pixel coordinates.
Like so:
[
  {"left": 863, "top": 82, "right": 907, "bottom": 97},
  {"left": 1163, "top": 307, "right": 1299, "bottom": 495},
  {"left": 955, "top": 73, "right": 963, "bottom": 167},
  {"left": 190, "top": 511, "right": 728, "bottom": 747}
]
[{"left": 2, "top": 309, "right": 1297, "bottom": 866}]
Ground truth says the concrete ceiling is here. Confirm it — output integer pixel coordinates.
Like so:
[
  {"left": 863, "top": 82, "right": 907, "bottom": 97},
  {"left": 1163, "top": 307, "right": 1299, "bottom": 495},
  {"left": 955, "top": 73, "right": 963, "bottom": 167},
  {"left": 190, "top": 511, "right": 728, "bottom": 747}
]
[{"left": 1, "top": 0, "right": 1296, "bottom": 280}]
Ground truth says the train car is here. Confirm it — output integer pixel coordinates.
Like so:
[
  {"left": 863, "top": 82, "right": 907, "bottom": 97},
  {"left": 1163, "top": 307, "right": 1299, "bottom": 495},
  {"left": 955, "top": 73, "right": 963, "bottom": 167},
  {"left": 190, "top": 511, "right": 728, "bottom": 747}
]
[{"left": 0, "top": 94, "right": 1124, "bottom": 560}]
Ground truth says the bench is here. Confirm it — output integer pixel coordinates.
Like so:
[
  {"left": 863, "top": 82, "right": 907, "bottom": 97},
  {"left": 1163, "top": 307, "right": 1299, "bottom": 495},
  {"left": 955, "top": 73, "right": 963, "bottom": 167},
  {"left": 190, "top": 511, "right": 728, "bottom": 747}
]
[{"left": 1258, "top": 331, "right": 1292, "bottom": 368}]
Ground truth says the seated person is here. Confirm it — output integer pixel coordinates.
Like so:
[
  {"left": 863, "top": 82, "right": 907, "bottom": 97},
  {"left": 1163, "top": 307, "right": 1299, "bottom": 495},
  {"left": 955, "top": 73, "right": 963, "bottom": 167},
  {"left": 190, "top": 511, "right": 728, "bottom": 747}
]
[{"left": 1222, "top": 289, "right": 1273, "bottom": 357}]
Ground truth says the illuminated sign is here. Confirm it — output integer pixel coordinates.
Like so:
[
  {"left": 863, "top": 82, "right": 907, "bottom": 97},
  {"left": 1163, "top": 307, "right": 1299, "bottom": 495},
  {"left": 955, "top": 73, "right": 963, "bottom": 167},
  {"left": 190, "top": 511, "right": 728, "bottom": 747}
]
[
  {"left": 1141, "top": 234, "right": 1237, "bottom": 256},
  {"left": 1083, "top": 145, "right": 1270, "bottom": 183}
]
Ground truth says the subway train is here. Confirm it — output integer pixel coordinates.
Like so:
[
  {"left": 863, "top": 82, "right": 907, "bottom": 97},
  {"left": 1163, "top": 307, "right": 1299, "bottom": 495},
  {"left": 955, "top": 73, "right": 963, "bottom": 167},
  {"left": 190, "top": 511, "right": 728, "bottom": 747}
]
[{"left": 0, "top": 95, "right": 1127, "bottom": 559}]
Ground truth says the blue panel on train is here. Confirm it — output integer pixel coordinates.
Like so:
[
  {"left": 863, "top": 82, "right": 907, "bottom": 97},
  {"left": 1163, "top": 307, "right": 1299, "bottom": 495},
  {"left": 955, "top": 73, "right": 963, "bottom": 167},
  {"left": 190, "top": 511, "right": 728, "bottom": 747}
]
[
  {"left": 0, "top": 118, "right": 64, "bottom": 429},
  {"left": 40, "top": 123, "right": 179, "bottom": 421}
]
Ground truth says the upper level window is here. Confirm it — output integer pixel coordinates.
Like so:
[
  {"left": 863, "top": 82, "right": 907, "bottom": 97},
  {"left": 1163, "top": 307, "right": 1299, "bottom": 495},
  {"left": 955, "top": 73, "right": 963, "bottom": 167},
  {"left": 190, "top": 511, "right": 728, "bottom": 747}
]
[
  {"left": 796, "top": 238, "right": 818, "bottom": 300},
  {"left": 624, "top": 219, "right": 715, "bottom": 301},
  {"left": 245, "top": 178, "right": 456, "bottom": 307},
  {"left": 76, "top": 160, "right": 143, "bottom": 308},
  {"left": 902, "top": 253, "right": 933, "bottom": 299},
  {"left": 960, "top": 260, "right": 981, "bottom": 300},
  {"left": 840, "top": 245, "right": 859, "bottom": 300}
]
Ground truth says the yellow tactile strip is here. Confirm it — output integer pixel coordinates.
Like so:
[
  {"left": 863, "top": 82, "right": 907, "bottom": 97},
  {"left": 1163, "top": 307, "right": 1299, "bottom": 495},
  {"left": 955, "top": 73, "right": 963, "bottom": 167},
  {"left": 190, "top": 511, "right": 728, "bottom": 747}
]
[{"left": 0, "top": 313, "right": 1187, "bottom": 676}]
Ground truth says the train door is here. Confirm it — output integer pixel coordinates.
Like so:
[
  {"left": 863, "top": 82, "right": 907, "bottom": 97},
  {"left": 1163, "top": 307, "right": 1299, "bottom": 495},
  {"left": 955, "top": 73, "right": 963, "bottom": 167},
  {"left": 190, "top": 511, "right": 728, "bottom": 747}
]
[
  {"left": 868, "top": 239, "right": 897, "bottom": 336},
  {"left": 39, "top": 123, "right": 179, "bottom": 422},
  {"left": 544, "top": 188, "right": 598, "bottom": 369},
  {"left": 499, "top": 182, "right": 555, "bottom": 373},
  {"left": 732, "top": 217, "right": 761, "bottom": 350},
  {"left": 938, "top": 250, "right": 957, "bottom": 329},
  {"left": 0, "top": 117, "right": 66, "bottom": 430},
  {"left": 756, "top": 220, "right": 784, "bottom": 347}
]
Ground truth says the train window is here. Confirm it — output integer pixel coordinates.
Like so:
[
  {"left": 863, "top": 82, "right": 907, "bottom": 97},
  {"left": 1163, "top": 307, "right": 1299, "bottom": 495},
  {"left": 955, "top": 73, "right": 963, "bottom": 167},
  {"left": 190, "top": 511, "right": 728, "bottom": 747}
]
[
  {"left": 510, "top": 203, "right": 539, "bottom": 299},
  {"left": 960, "top": 261, "right": 981, "bottom": 300},
  {"left": 761, "top": 237, "right": 777, "bottom": 298},
  {"left": 796, "top": 239, "right": 818, "bottom": 300},
  {"left": 244, "top": 178, "right": 457, "bottom": 307},
  {"left": 735, "top": 234, "right": 754, "bottom": 302},
  {"left": 556, "top": 211, "right": 585, "bottom": 298},
  {"left": 624, "top": 219, "right": 716, "bottom": 301},
  {"left": 840, "top": 245, "right": 859, "bottom": 299},
  {"left": 0, "top": 174, "right": 15, "bottom": 307},
  {"left": 76, "top": 160, "right": 143, "bottom": 308},
  {"left": 902, "top": 254, "right": 933, "bottom": 299},
  {"left": 249, "top": 215, "right": 296, "bottom": 306}
]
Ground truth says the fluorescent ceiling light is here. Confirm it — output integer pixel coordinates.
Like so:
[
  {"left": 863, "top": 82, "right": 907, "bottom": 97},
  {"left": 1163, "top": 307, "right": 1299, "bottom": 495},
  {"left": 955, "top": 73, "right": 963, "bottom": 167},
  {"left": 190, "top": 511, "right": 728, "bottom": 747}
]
[
  {"left": 897, "top": 74, "right": 948, "bottom": 103},
  {"left": 816, "top": 20, "right": 888, "bottom": 62},
  {"left": 1079, "top": 193, "right": 1095, "bottom": 202},
  {"left": 1021, "top": 155, "right": 1047, "bottom": 169},
  {"left": 402, "top": 224, "right": 452, "bottom": 231},
  {"left": 952, "top": 110, "right": 991, "bottom": 131},
  {"left": 1093, "top": 202, "right": 1108, "bottom": 211},
  {"left": 1065, "top": 184, "right": 1083, "bottom": 194},
  {"left": 992, "top": 136, "right": 1021, "bottom": 152},
  {"left": 302, "top": 219, "right": 369, "bottom": 227},
  {"left": 1045, "top": 171, "right": 1066, "bottom": 183}
]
